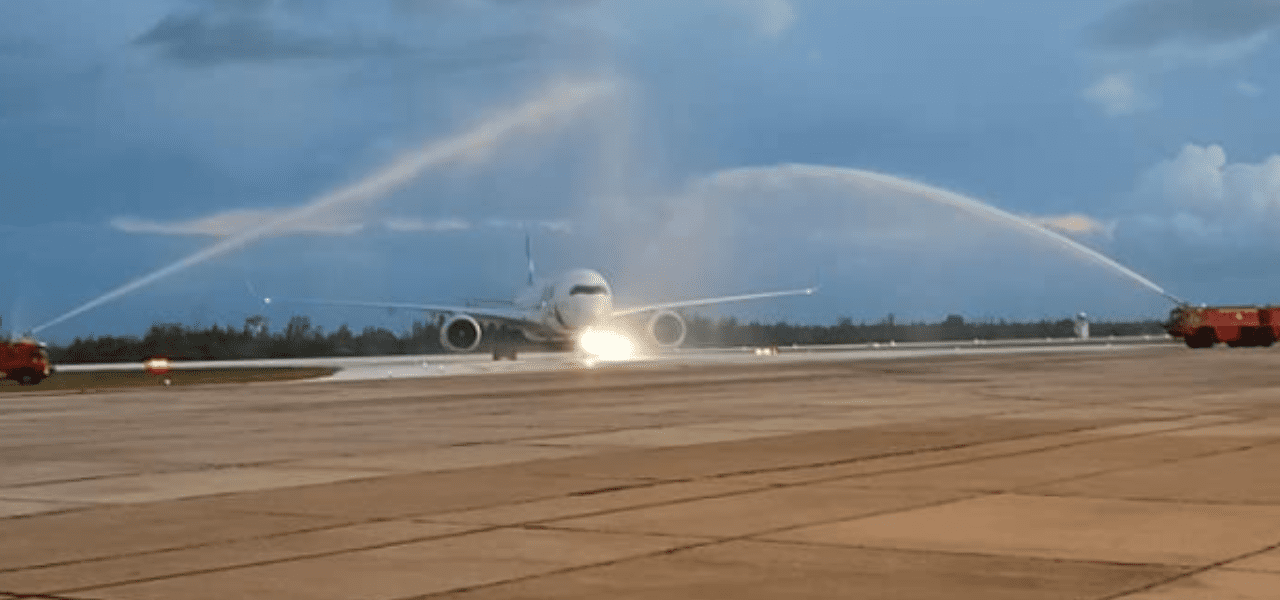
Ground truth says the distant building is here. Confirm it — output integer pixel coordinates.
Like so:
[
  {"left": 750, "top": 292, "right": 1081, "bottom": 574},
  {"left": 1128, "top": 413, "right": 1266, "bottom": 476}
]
[{"left": 1074, "top": 313, "right": 1090, "bottom": 339}]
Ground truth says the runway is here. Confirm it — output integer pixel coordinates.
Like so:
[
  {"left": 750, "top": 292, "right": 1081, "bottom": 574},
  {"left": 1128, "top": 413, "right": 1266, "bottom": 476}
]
[
  {"left": 4, "top": 342, "right": 1280, "bottom": 599},
  {"left": 53, "top": 334, "right": 1174, "bottom": 382}
]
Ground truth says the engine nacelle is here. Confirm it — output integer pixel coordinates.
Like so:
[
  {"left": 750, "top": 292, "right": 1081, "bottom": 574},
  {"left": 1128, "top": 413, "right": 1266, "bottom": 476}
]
[
  {"left": 440, "top": 315, "right": 482, "bottom": 352},
  {"left": 648, "top": 310, "right": 687, "bottom": 348}
]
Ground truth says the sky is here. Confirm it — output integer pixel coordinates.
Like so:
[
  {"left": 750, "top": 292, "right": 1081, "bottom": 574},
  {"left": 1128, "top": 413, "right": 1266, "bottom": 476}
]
[{"left": 3, "top": 0, "right": 1280, "bottom": 342}]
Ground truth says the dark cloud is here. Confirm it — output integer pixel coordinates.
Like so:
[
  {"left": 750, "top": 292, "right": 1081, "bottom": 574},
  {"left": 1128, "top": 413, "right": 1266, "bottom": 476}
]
[
  {"left": 388, "top": 0, "right": 603, "bottom": 17},
  {"left": 203, "top": 0, "right": 274, "bottom": 12},
  {"left": 134, "top": 9, "right": 547, "bottom": 69},
  {"left": 134, "top": 13, "right": 402, "bottom": 66},
  {"left": 407, "top": 33, "right": 548, "bottom": 71},
  {"left": 1092, "top": 0, "right": 1280, "bottom": 49},
  {"left": 202, "top": 0, "right": 332, "bottom": 17}
]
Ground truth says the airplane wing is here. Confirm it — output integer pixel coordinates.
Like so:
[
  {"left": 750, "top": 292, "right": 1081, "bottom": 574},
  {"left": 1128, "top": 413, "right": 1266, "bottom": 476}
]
[
  {"left": 612, "top": 286, "right": 817, "bottom": 318},
  {"left": 258, "top": 296, "right": 532, "bottom": 325}
]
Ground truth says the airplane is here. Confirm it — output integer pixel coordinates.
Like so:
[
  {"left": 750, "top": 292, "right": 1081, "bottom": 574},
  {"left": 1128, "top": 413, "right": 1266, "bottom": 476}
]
[{"left": 258, "top": 236, "right": 816, "bottom": 359}]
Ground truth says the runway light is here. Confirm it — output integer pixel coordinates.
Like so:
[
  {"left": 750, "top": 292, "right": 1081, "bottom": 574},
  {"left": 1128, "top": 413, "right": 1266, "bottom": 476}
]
[{"left": 578, "top": 328, "right": 636, "bottom": 362}]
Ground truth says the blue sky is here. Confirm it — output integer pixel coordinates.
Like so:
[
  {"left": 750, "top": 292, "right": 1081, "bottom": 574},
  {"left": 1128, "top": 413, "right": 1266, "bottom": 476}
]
[{"left": 3, "top": 0, "right": 1280, "bottom": 342}]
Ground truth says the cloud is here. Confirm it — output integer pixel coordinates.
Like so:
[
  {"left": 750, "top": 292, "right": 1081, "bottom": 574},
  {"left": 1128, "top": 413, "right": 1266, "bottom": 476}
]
[
  {"left": 684, "top": 0, "right": 795, "bottom": 40},
  {"left": 1082, "top": 72, "right": 1152, "bottom": 116},
  {"left": 1134, "top": 143, "right": 1228, "bottom": 213},
  {"left": 134, "top": 12, "right": 402, "bottom": 66},
  {"left": 393, "top": 0, "right": 605, "bottom": 12},
  {"left": 115, "top": 212, "right": 575, "bottom": 237},
  {"left": 111, "top": 209, "right": 364, "bottom": 237},
  {"left": 734, "top": 0, "right": 797, "bottom": 39},
  {"left": 201, "top": 0, "right": 275, "bottom": 13},
  {"left": 1123, "top": 143, "right": 1280, "bottom": 242},
  {"left": 481, "top": 218, "right": 574, "bottom": 233},
  {"left": 382, "top": 217, "right": 472, "bottom": 232},
  {"left": 1236, "top": 80, "right": 1263, "bottom": 97},
  {"left": 1030, "top": 214, "right": 1115, "bottom": 237},
  {"left": 1091, "top": 0, "right": 1280, "bottom": 50},
  {"left": 133, "top": 2, "right": 552, "bottom": 70},
  {"left": 1083, "top": 0, "right": 1280, "bottom": 116}
]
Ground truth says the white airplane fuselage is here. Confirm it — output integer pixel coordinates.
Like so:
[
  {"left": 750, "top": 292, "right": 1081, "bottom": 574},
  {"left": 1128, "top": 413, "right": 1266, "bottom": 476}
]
[{"left": 514, "top": 268, "right": 615, "bottom": 340}]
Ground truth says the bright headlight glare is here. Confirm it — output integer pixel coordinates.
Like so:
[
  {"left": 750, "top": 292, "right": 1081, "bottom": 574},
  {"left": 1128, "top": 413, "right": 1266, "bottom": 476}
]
[{"left": 578, "top": 328, "right": 636, "bottom": 361}]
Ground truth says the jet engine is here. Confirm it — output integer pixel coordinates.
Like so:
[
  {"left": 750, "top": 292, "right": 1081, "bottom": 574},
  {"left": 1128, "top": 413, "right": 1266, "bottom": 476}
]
[
  {"left": 648, "top": 310, "right": 687, "bottom": 348},
  {"left": 440, "top": 315, "right": 482, "bottom": 352}
]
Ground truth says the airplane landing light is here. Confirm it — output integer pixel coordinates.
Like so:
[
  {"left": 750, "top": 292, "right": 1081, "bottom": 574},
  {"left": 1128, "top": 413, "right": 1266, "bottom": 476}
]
[{"left": 578, "top": 328, "right": 636, "bottom": 363}]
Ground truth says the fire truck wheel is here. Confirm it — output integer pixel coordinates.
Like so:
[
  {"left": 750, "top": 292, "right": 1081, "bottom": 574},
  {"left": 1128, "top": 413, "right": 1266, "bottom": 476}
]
[
  {"left": 1230, "top": 329, "right": 1261, "bottom": 348},
  {"left": 491, "top": 347, "right": 517, "bottom": 361},
  {"left": 13, "top": 369, "right": 43, "bottom": 386},
  {"left": 1185, "top": 328, "right": 1215, "bottom": 349}
]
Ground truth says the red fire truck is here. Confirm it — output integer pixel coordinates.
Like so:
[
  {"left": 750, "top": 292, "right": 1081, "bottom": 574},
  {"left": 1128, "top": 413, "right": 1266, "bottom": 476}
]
[
  {"left": 0, "top": 338, "right": 54, "bottom": 385},
  {"left": 1166, "top": 305, "right": 1280, "bottom": 349}
]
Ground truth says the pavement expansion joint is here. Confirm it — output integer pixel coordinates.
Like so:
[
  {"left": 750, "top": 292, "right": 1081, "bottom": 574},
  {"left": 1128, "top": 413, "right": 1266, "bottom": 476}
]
[
  {"left": 0, "top": 518, "right": 381, "bottom": 574},
  {"left": 999, "top": 443, "right": 1264, "bottom": 496},
  {"left": 0, "top": 472, "right": 159, "bottom": 491},
  {"left": 519, "top": 523, "right": 712, "bottom": 541},
  {"left": 0, "top": 507, "right": 96, "bottom": 524},
  {"left": 1096, "top": 541, "right": 1280, "bottom": 600},
  {"left": 565, "top": 481, "right": 672, "bottom": 496},
  {"left": 748, "top": 536, "right": 1192, "bottom": 570},
  {"left": 1026, "top": 492, "right": 1280, "bottom": 507},
  {"left": 399, "top": 537, "right": 727, "bottom": 600},
  {"left": 46, "top": 524, "right": 513, "bottom": 596},
  {"left": 750, "top": 418, "right": 1264, "bottom": 492},
  {"left": 695, "top": 427, "right": 1086, "bottom": 484},
  {"left": 0, "top": 594, "right": 101, "bottom": 600},
  {"left": 419, "top": 483, "right": 774, "bottom": 528},
  {"left": 411, "top": 490, "right": 1006, "bottom": 600}
]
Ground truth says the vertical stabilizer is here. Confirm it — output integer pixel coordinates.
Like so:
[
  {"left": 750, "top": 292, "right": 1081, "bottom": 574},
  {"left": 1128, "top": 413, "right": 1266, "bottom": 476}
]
[{"left": 526, "top": 232, "right": 535, "bottom": 286}]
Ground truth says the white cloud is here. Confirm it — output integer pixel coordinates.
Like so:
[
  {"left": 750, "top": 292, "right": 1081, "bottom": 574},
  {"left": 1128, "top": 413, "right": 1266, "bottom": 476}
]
[
  {"left": 745, "top": 0, "right": 796, "bottom": 39},
  {"left": 1031, "top": 213, "right": 1115, "bottom": 237},
  {"left": 1236, "top": 80, "right": 1263, "bottom": 97},
  {"left": 1082, "top": 72, "right": 1152, "bottom": 116},
  {"left": 382, "top": 217, "right": 471, "bottom": 232},
  {"left": 114, "top": 211, "right": 574, "bottom": 237},
  {"left": 110, "top": 208, "right": 364, "bottom": 237},
  {"left": 1134, "top": 143, "right": 1228, "bottom": 214},
  {"left": 1138, "top": 31, "right": 1274, "bottom": 69},
  {"left": 1125, "top": 143, "right": 1280, "bottom": 240},
  {"left": 482, "top": 218, "right": 574, "bottom": 234},
  {"left": 709, "top": 0, "right": 796, "bottom": 39}
]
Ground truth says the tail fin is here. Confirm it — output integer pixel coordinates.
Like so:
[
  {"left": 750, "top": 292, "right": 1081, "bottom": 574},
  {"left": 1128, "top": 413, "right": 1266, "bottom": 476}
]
[{"left": 525, "top": 232, "right": 535, "bottom": 286}]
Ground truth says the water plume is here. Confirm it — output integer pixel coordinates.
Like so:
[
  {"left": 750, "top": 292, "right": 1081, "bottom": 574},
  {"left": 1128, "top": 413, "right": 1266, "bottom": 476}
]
[
  {"left": 33, "top": 78, "right": 618, "bottom": 334},
  {"left": 714, "top": 164, "right": 1185, "bottom": 305}
]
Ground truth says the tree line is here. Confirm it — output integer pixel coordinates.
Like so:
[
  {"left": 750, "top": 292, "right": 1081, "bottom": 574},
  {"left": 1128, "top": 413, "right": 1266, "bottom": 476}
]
[
  {"left": 43, "top": 313, "right": 1168, "bottom": 364},
  {"left": 681, "top": 314, "right": 1166, "bottom": 347}
]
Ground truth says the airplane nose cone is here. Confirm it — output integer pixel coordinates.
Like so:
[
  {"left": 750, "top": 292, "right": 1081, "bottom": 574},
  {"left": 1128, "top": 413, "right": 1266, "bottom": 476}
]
[{"left": 562, "top": 297, "right": 611, "bottom": 330}]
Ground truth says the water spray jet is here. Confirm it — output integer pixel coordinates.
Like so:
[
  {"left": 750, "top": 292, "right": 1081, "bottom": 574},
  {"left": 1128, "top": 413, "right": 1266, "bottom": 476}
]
[
  {"left": 716, "top": 164, "right": 1187, "bottom": 307},
  {"left": 32, "top": 78, "right": 619, "bottom": 334}
]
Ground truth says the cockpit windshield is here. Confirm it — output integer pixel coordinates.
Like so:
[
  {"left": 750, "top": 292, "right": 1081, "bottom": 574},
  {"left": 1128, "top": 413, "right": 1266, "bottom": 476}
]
[{"left": 569, "top": 285, "right": 609, "bottom": 296}]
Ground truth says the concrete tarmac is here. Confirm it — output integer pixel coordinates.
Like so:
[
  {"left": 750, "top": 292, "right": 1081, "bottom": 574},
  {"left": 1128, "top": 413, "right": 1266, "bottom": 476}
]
[{"left": 3, "top": 345, "right": 1280, "bottom": 599}]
